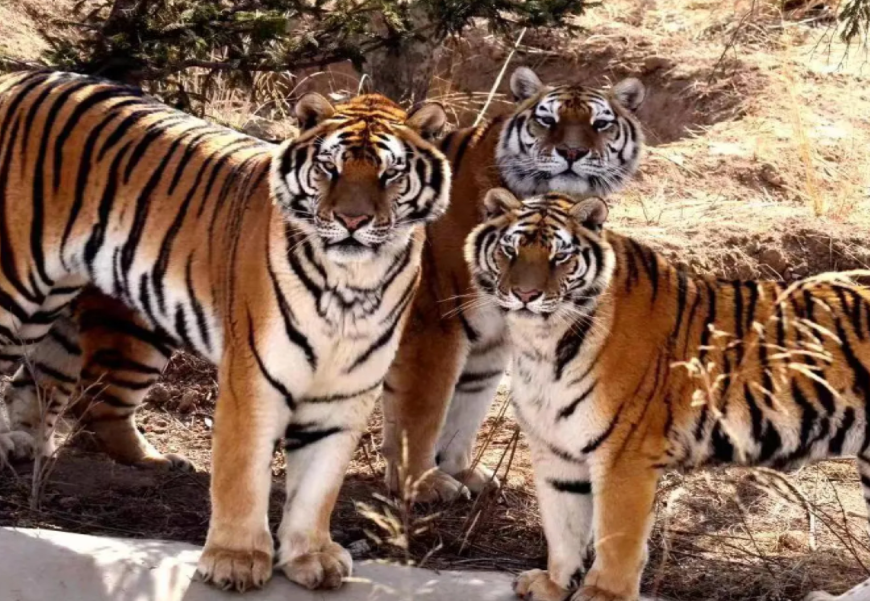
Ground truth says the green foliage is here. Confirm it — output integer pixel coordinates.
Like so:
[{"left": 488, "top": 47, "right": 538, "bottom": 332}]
[
  {"left": 37, "top": 0, "right": 587, "bottom": 95},
  {"left": 839, "top": 0, "right": 870, "bottom": 46}
]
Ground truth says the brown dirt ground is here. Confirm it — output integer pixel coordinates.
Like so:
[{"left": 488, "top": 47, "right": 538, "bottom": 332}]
[{"left": 3, "top": 1, "right": 870, "bottom": 600}]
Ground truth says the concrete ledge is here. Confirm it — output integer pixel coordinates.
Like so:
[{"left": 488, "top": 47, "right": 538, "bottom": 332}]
[{"left": 0, "top": 527, "right": 516, "bottom": 601}]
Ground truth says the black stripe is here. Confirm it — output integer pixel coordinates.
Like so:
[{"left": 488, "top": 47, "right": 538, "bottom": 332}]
[
  {"left": 829, "top": 407, "right": 855, "bottom": 455},
  {"left": 82, "top": 369, "right": 155, "bottom": 391},
  {"left": 558, "top": 379, "right": 597, "bottom": 420},
  {"left": 60, "top": 100, "right": 141, "bottom": 262},
  {"left": 554, "top": 309, "right": 596, "bottom": 380},
  {"left": 185, "top": 256, "right": 212, "bottom": 354},
  {"left": 246, "top": 308, "right": 295, "bottom": 408},
  {"left": 630, "top": 239, "right": 658, "bottom": 302},
  {"left": 284, "top": 425, "right": 342, "bottom": 452},
  {"left": 345, "top": 294, "right": 410, "bottom": 373},
  {"left": 457, "top": 369, "right": 503, "bottom": 387},
  {"left": 731, "top": 281, "right": 745, "bottom": 373},
  {"left": 0, "top": 114, "right": 43, "bottom": 304},
  {"left": 119, "top": 121, "right": 191, "bottom": 294},
  {"left": 151, "top": 130, "right": 226, "bottom": 314},
  {"left": 457, "top": 307, "right": 480, "bottom": 343},
  {"left": 90, "top": 349, "right": 164, "bottom": 375},
  {"left": 580, "top": 407, "right": 621, "bottom": 454},
  {"left": 710, "top": 422, "right": 734, "bottom": 463},
  {"left": 83, "top": 141, "right": 132, "bottom": 271},
  {"left": 305, "top": 379, "right": 383, "bottom": 404},
  {"left": 266, "top": 237, "right": 316, "bottom": 369},
  {"left": 49, "top": 327, "right": 82, "bottom": 356},
  {"left": 548, "top": 479, "right": 591, "bottom": 494},
  {"left": 79, "top": 314, "right": 172, "bottom": 358},
  {"left": 698, "top": 280, "right": 717, "bottom": 366},
  {"left": 744, "top": 281, "right": 759, "bottom": 334},
  {"left": 35, "top": 362, "right": 77, "bottom": 385}
]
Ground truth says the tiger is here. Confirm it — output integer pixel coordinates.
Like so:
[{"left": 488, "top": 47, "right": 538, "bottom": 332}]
[
  {"left": 1, "top": 66, "right": 647, "bottom": 505},
  {"left": 465, "top": 188, "right": 870, "bottom": 601},
  {"left": 381, "top": 66, "right": 646, "bottom": 502},
  {"left": 0, "top": 70, "right": 450, "bottom": 592}
]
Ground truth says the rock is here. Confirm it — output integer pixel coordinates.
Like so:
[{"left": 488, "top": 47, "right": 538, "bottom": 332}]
[
  {"left": 348, "top": 539, "right": 371, "bottom": 558},
  {"left": 177, "top": 391, "right": 198, "bottom": 415},
  {"left": 644, "top": 56, "right": 672, "bottom": 73}
]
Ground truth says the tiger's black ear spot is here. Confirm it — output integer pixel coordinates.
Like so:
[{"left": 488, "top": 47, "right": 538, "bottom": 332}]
[
  {"left": 569, "top": 198, "right": 609, "bottom": 233},
  {"left": 295, "top": 93, "right": 336, "bottom": 130},
  {"left": 407, "top": 102, "right": 447, "bottom": 141},
  {"left": 510, "top": 67, "right": 544, "bottom": 102},
  {"left": 611, "top": 78, "right": 645, "bottom": 112},
  {"left": 482, "top": 188, "right": 523, "bottom": 219}
]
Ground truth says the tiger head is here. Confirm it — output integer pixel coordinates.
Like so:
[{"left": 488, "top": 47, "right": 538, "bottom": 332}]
[
  {"left": 271, "top": 93, "right": 451, "bottom": 263},
  {"left": 465, "top": 188, "right": 615, "bottom": 318},
  {"left": 497, "top": 67, "right": 645, "bottom": 198}
]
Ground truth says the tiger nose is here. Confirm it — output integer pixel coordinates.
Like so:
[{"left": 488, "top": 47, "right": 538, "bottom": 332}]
[
  {"left": 555, "top": 146, "right": 590, "bottom": 162},
  {"left": 335, "top": 212, "right": 371, "bottom": 232},
  {"left": 514, "top": 288, "right": 543, "bottom": 304}
]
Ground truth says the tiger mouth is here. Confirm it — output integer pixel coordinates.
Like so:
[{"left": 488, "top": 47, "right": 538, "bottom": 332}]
[{"left": 325, "top": 238, "right": 370, "bottom": 250}]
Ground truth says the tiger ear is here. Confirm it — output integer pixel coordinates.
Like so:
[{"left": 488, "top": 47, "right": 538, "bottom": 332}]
[
  {"left": 611, "top": 78, "right": 645, "bottom": 112},
  {"left": 407, "top": 102, "right": 447, "bottom": 142},
  {"left": 569, "top": 198, "right": 609, "bottom": 233},
  {"left": 482, "top": 188, "right": 523, "bottom": 219},
  {"left": 510, "top": 66, "right": 544, "bottom": 102},
  {"left": 295, "top": 92, "right": 336, "bottom": 130}
]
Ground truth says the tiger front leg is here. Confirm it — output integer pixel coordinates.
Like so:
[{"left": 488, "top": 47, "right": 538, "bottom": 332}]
[
  {"left": 571, "top": 455, "right": 659, "bottom": 601},
  {"left": 197, "top": 352, "right": 291, "bottom": 592},
  {"left": 515, "top": 439, "right": 594, "bottom": 601},
  {"left": 276, "top": 390, "right": 377, "bottom": 590}
]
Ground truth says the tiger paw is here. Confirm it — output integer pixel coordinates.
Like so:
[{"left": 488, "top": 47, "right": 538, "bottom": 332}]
[
  {"left": 411, "top": 469, "right": 472, "bottom": 504},
  {"left": 0, "top": 430, "right": 36, "bottom": 464},
  {"left": 803, "top": 594, "right": 836, "bottom": 601},
  {"left": 134, "top": 452, "right": 195, "bottom": 472},
  {"left": 280, "top": 542, "right": 352, "bottom": 590},
  {"left": 196, "top": 545, "right": 273, "bottom": 592},
  {"left": 451, "top": 464, "right": 501, "bottom": 495},
  {"left": 514, "top": 569, "right": 570, "bottom": 601}
]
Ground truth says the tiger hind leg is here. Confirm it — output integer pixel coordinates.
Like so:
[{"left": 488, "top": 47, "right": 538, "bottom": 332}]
[
  {"left": 6, "top": 290, "right": 192, "bottom": 471},
  {"left": 0, "top": 408, "right": 34, "bottom": 467},
  {"left": 434, "top": 341, "right": 508, "bottom": 495},
  {"left": 5, "top": 313, "right": 83, "bottom": 460},
  {"left": 0, "top": 281, "right": 84, "bottom": 464},
  {"left": 71, "top": 291, "right": 193, "bottom": 471}
]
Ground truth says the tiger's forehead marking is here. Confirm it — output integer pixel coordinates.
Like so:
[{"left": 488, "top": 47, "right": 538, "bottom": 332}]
[
  {"left": 504, "top": 199, "right": 577, "bottom": 246},
  {"left": 534, "top": 87, "right": 615, "bottom": 122},
  {"left": 317, "top": 112, "right": 408, "bottom": 165}
]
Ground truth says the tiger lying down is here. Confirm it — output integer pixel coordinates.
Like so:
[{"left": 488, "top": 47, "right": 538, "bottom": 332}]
[
  {"left": 0, "top": 71, "right": 450, "bottom": 592},
  {"left": 466, "top": 188, "right": 870, "bottom": 601}
]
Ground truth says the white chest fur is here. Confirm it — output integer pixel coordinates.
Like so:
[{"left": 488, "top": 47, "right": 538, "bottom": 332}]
[{"left": 507, "top": 314, "right": 611, "bottom": 461}]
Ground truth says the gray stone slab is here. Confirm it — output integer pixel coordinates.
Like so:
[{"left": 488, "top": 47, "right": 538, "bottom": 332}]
[{"left": 0, "top": 527, "right": 517, "bottom": 601}]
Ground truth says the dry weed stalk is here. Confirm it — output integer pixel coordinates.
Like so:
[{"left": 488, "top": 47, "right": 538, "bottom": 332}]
[{"left": 14, "top": 344, "right": 106, "bottom": 510}]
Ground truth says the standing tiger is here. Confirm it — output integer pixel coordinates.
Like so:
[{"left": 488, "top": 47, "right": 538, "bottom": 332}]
[
  {"left": 1, "top": 66, "right": 647, "bottom": 504},
  {"left": 466, "top": 188, "right": 870, "bottom": 601},
  {"left": 0, "top": 70, "right": 450, "bottom": 592},
  {"left": 381, "top": 66, "right": 646, "bottom": 501}
]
